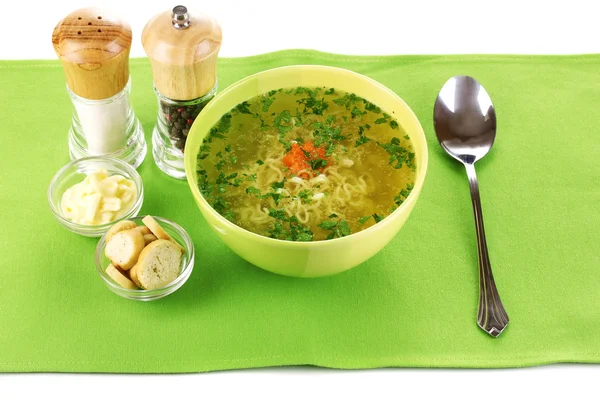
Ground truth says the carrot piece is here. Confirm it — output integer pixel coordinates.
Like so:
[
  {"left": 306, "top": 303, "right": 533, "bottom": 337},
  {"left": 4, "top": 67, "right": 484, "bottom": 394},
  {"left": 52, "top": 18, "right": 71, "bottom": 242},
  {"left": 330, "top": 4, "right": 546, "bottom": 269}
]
[
  {"left": 282, "top": 143, "right": 309, "bottom": 173},
  {"left": 302, "top": 142, "right": 326, "bottom": 160},
  {"left": 282, "top": 141, "right": 328, "bottom": 179}
]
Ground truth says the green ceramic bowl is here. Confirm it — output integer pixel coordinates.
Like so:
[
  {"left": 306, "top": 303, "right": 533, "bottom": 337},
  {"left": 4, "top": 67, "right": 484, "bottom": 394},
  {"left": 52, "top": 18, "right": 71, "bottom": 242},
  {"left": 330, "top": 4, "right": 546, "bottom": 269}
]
[{"left": 184, "top": 65, "right": 428, "bottom": 278}]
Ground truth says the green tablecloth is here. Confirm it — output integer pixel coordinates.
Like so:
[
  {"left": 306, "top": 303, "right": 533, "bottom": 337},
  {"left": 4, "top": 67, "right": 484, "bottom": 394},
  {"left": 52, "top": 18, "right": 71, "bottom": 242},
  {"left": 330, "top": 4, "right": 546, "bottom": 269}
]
[{"left": 1, "top": 50, "right": 599, "bottom": 372}]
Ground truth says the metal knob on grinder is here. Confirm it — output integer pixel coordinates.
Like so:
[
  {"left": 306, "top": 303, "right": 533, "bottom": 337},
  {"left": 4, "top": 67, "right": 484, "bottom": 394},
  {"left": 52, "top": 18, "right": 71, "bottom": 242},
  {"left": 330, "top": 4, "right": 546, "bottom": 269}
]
[{"left": 171, "top": 5, "right": 191, "bottom": 29}]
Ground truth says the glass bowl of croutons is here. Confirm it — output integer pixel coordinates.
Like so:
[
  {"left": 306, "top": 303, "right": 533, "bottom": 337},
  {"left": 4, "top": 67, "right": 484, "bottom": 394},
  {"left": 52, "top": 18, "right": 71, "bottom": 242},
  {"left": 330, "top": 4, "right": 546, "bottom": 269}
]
[{"left": 95, "top": 215, "right": 194, "bottom": 301}]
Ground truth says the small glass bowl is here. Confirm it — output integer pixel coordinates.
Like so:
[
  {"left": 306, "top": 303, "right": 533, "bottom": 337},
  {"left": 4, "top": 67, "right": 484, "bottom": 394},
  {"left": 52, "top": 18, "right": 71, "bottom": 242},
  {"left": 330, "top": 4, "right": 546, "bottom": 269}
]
[
  {"left": 95, "top": 216, "right": 195, "bottom": 301},
  {"left": 47, "top": 156, "right": 144, "bottom": 237}
]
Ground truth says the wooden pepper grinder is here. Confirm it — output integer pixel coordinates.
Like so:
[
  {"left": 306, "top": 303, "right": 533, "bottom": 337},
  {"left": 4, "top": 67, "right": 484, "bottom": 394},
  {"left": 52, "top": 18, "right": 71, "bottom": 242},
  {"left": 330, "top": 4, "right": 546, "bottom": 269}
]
[
  {"left": 143, "top": 5, "right": 222, "bottom": 179},
  {"left": 52, "top": 7, "right": 146, "bottom": 168}
]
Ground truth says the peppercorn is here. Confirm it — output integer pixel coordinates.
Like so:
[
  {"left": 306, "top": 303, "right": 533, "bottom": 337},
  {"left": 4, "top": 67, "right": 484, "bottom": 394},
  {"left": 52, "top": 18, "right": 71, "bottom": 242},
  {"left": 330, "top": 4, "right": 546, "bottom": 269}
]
[
  {"left": 158, "top": 95, "right": 212, "bottom": 155},
  {"left": 174, "top": 138, "right": 185, "bottom": 150}
]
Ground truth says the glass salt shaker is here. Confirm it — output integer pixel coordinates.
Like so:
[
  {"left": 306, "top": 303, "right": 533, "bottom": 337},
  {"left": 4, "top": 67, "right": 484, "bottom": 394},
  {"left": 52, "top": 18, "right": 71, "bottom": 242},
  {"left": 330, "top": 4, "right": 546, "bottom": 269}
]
[
  {"left": 142, "top": 5, "right": 222, "bottom": 179},
  {"left": 52, "top": 8, "right": 146, "bottom": 168}
]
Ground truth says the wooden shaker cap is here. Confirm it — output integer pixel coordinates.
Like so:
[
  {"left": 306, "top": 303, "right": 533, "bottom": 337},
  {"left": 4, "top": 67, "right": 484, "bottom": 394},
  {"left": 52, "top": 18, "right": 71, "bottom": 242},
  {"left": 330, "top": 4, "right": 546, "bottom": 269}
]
[
  {"left": 52, "top": 8, "right": 132, "bottom": 100},
  {"left": 142, "top": 6, "right": 222, "bottom": 100}
]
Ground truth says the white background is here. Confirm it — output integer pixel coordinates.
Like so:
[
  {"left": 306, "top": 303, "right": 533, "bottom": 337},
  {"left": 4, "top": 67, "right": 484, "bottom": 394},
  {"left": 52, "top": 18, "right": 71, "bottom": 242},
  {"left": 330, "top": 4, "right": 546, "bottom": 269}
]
[{"left": 1, "top": 0, "right": 598, "bottom": 398}]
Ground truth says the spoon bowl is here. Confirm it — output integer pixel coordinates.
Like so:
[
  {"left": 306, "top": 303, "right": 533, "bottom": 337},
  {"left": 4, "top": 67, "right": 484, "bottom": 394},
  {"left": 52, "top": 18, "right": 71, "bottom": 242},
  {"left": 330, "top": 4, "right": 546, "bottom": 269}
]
[{"left": 434, "top": 76, "right": 497, "bottom": 164}]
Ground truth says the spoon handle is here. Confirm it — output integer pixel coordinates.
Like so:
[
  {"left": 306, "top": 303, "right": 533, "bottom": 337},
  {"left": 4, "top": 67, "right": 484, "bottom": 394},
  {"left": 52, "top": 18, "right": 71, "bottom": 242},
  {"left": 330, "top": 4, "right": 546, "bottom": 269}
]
[{"left": 464, "top": 162, "right": 509, "bottom": 337}]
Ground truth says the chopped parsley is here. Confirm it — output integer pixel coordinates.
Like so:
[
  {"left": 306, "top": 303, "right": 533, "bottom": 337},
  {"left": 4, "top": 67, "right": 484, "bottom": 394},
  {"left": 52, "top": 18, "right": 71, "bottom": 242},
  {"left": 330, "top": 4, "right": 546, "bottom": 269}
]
[
  {"left": 351, "top": 106, "right": 367, "bottom": 119},
  {"left": 308, "top": 157, "right": 328, "bottom": 170},
  {"left": 318, "top": 217, "right": 352, "bottom": 239},
  {"left": 333, "top": 92, "right": 359, "bottom": 110},
  {"left": 223, "top": 210, "right": 236, "bottom": 221},
  {"left": 246, "top": 186, "right": 261, "bottom": 196},
  {"left": 298, "top": 189, "right": 314, "bottom": 203},
  {"left": 268, "top": 207, "right": 288, "bottom": 221},
  {"left": 355, "top": 135, "right": 371, "bottom": 147},
  {"left": 268, "top": 192, "right": 286, "bottom": 205},
  {"left": 358, "top": 216, "right": 372, "bottom": 225},
  {"left": 262, "top": 96, "right": 275, "bottom": 112},
  {"left": 214, "top": 113, "right": 231, "bottom": 136},
  {"left": 259, "top": 118, "right": 269, "bottom": 131},
  {"left": 267, "top": 222, "right": 287, "bottom": 239},
  {"left": 246, "top": 184, "right": 288, "bottom": 206},
  {"left": 212, "top": 196, "right": 228, "bottom": 214},
  {"left": 372, "top": 213, "right": 384, "bottom": 223},
  {"left": 216, "top": 172, "right": 241, "bottom": 187},
  {"left": 294, "top": 110, "right": 304, "bottom": 127},
  {"left": 290, "top": 222, "right": 313, "bottom": 242},
  {"left": 235, "top": 101, "right": 253, "bottom": 115},
  {"left": 197, "top": 169, "right": 210, "bottom": 196},
  {"left": 244, "top": 173, "right": 257, "bottom": 182},
  {"left": 270, "top": 178, "right": 286, "bottom": 190},
  {"left": 312, "top": 121, "right": 345, "bottom": 155},
  {"left": 296, "top": 87, "right": 329, "bottom": 115},
  {"left": 377, "top": 137, "right": 415, "bottom": 169},
  {"left": 319, "top": 220, "right": 337, "bottom": 230},
  {"left": 407, "top": 152, "right": 416, "bottom": 171},
  {"left": 358, "top": 124, "right": 371, "bottom": 136},
  {"left": 265, "top": 209, "right": 314, "bottom": 241},
  {"left": 199, "top": 143, "right": 210, "bottom": 153},
  {"left": 215, "top": 159, "right": 226, "bottom": 170},
  {"left": 393, "top": 182, "right": 414, "bottom": 206},
  {"left": 363, "top": 100, "right": 381, "bottom": 114},
  {"left": 274, "top": 110, "right": 292, "bottom": 127},
  {"left": 273, "top": 110, "right": 294, "bottom": 151}
]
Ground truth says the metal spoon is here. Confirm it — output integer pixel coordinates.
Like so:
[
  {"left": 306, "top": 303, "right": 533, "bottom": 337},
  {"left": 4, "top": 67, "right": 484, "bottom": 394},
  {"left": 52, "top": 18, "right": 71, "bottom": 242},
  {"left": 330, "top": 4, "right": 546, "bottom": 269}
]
[{"left": 433, "top": 76, "right": 509, "bottom": 337}]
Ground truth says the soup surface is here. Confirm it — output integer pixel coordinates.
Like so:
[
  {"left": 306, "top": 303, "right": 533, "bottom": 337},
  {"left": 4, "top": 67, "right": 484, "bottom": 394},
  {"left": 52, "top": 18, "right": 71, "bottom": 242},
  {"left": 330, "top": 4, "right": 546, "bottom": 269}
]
[{"left": 196, "top": 87, "right": 416, "bottom": 241}]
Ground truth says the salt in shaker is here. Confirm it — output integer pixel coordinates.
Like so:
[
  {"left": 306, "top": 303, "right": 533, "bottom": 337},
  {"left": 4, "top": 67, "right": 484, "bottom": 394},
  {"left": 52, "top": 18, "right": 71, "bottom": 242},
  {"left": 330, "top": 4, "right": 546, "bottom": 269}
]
[
  {"left": 142, "top": 5, "right": 222, "bottom": 179},
  {"left": 52, "top": 8, "right": 146, "bottom": 168}
]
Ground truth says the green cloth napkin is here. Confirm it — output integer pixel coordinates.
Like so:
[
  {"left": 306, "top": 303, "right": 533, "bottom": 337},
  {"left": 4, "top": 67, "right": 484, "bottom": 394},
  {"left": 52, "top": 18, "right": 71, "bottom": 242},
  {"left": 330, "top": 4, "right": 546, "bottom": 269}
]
[{"left": 1, "top": 50, "right": 599, "bottom": 372}]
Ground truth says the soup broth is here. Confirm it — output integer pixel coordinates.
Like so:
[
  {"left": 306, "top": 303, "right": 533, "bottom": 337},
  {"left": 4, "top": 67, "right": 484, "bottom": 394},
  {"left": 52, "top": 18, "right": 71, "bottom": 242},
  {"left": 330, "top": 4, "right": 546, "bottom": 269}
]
[{"left": 196, "top": 87, "right": 416, "bottom": 241}]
